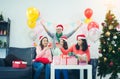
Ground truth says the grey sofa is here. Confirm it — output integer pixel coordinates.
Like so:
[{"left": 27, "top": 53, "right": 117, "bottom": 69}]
[{"left": 0, "top": 47, "right": 36, "bottom": 79}]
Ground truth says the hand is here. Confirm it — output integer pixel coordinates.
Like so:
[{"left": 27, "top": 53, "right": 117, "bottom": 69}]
[
  {"left": 47, "top": 43, "right": 52, "bottom": 48},
  {"left": 56, "top": 43, "right": 62, "bottom": 48}
]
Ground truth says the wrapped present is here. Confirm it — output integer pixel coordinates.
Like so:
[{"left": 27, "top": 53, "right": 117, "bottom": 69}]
[
  {"left": 60, "top": 55, "right": 68, "bottom": 65},
  {"left": 52, "top": 56, "right": 61, "bottom": 65},
  {"left": 67, "top": 56, "right": 78, "bottom": 65},
  {"left": 12, "top": 61, "right": 27, "bottom": 68},
  {"left": 79, "top": 60, "right": 87, "bottom": 65}
]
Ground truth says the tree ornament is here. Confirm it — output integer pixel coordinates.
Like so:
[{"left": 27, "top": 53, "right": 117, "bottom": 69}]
[
  {"left": 112, "top": 50, "right": 115, "bottom": 53},
  {"left": 109, "top": 45, "right": 112, "bottom": 52},
  {"left": 109, "top": 25, "right": 113, "bottom": 30},
  {"left": 111, "top": 41, "right": 115, "bottom": 45},
  {"left": 108, "top": 15, "right": 113, "bottom": 20},
  {"left": 118, "top": 48, "right": 120, "bottom": 51},
  {"left": 103, "top": 49, "right": 106, "bottom": 52},
  {"left": 116, "top": 24, "right": 120, "bottom": 31},
  {"left": 107, "top": 38, "right": 110, "bottom": 41},
  {"left": 109, "top": 61, "right": 113, "bottom": 66},
  {"left": 113, "top": 35, "right": 117, "bottom": 39},
  {"left": 105, "top": 31, "right": 111, "bottom": 37},
  {"left": 104, "top": 57, "right": 107, "bottom": 62}
]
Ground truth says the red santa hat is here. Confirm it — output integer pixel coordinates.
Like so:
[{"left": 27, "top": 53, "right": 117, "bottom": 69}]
[
  {"left": 76, "top": 34, "right": 86, "bottom": 40},
  {"left": 39, "top": 35, "right": 45, "bottom": 41},
  {"left": 56, "top": 24, "right": 64, "bottom": 31},
  {"left": 60, "top": 36, "right": 67, "bottom": 41}
]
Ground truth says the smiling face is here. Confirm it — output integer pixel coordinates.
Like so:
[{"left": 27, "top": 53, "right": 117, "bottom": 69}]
[
  {"left": 77, "top": 38, "right": 83, "bottom": 46},
  {"left": 60, "top": 39, "right": 64, "bottom": 46},
  {"left": 41, "top": 37, "right": 48, "bottom": 47},
  {"left": 56, "top": 28, "right": 62, "bottom": 34}
]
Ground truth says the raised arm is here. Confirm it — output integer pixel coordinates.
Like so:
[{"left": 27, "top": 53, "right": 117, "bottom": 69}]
[
  {"left": 65, "top": 23, "right": 83, "bottom": 38},
  {"left": 41, "top": 21, "right": 54, "bottom": 38}
]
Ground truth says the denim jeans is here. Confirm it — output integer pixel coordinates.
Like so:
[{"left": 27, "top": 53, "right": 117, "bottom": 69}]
[
  {"left": 55, "top": 69, "right": 68, "bottom": 79},
  {"left": 33, "top": 62, "right": 50, "bottom": 79},
  {"left": 90, "top": 59, "right": 98, "bottom": 79}
]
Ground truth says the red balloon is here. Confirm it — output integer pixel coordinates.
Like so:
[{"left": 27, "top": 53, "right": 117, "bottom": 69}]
[
  {"left": 84, "top": 8, "right": 93, "bottom": 19},
  {"left": 87, "top": 21, "right": 99, "bottom": 31}
]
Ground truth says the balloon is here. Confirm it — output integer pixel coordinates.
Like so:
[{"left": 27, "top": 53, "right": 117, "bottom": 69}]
[
  {"left": 116, "top": 24, "right": 120, "bottom": 31},
  {"left": 28, "top": 30, "right": 38, "bottom": 41},
  {"left": 84, "top": 18, "right": 92, "bottom": 24},
  {"left": 27, "top": 19, "right": 36, "bottom": 29},
  {"left": 26, "top": 7, "right": 40, "bottom": 21},
  {"left": 84, "top": 8, "right": 93, "bottom": 19},
  {"left": 87, "top": 28, "right": 101, "bottom": 42},
  {"left": 87, "top": 21, "right": 99, "bottom": 31}
]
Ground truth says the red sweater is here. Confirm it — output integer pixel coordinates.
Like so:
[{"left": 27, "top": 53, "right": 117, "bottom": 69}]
[{"left": 60, "top": 44, "right": 90, "bottom": 61}]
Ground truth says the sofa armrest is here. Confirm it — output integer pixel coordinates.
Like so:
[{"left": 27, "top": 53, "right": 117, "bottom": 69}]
[{"left": 0, "top": 58, "right": 5, "bottom": 66}]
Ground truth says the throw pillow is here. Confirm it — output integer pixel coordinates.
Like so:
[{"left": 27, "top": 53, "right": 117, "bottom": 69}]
[
  {"left": 4, "top": 54, "right": 22, "bottom": 66},
  {"left": 35, "top": 58, "right": 50, "bottom": 64}
]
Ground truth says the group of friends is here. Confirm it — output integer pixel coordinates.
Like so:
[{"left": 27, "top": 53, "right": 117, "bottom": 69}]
[{"left": 33, "top": 22, "right": 98, "bottom": 79}]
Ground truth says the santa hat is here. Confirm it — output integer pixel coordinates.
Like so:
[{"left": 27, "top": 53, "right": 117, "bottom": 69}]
[
  {"left": 76, "top": 34, "right": 86, "bottom": 40},
  {"left": 56, "top": 24, "right": 64, "bottom": 31},
  {"left": 39, "top": 35, "right": 45, "bottom": 41},
  {"left": 60, "top": 36, "right": 67, "bottom": 41}
]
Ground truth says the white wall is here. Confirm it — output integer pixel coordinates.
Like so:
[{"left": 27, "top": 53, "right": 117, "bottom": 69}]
[
  {"left": 0, "top": 0, "right": 120, "bottom": 47},
  {"left": 0, "top": 0, "right": 120, "bottom": 78}
]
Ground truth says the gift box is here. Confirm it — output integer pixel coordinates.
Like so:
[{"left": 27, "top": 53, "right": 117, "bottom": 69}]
[
  {"left": 12, "top": 61, "right": 27, "bottom": 68},
  {"left": 67, "top": 56, "right": 78, "bottom": 65},
  {"left": 79, "top": 61, "right": 87, "bottom": 65},
  {"left": 52, "top": 56, "right": 61, "bottom": 65}
]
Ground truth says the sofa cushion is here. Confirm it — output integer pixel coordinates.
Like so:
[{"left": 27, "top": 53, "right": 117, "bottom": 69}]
[
  {"left": 4, "top": 54, "right": 22, "bottom": 66},
  {"left": 7, "top": 47, "right": 36, "bottom": 66}
]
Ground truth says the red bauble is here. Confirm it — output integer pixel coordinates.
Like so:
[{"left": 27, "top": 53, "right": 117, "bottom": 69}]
[{"left": 109, "top": 61, "right": 113, "bottom": 66}]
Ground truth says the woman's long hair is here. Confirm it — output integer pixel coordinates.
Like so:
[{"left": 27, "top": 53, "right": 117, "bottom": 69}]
[
  {"left": 63, "top": 40, "right": 68, "bottom": 50},
  {"left": 39, "top": 37, "right": 48, "bottom": 50},
  {"left": 75, "top": 39, "right": 88, "bottom": 51}
]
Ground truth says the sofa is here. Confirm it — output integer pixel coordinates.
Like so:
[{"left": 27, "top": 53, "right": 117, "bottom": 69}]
[
  {"left": 0, "top": 47, "right": 86, "bottom": 79},
  {"left": 0, "top": 47, "right": 36, "bottom": 79}
]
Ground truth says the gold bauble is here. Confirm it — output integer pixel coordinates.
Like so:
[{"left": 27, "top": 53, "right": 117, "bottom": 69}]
[
  {"left": 109, "top": 25, "right": 113, "bottom": 30},
  {"left": 112, "top": 50, "right": 115, "bottom": 53},
  {"left": 105, "top": 31, "right": 111, "bottom": 37},
  {"left": 104, "top": 57, "right": 107, "bottom": 62}
]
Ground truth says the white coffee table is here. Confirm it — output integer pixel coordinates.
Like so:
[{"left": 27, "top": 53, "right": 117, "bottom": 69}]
[{"left": 51, "top": 64, "right": 92, "bottom": 79}]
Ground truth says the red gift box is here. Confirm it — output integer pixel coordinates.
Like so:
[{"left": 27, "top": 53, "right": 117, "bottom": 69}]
[{"left": 12, "top": 61, "right": 27, "bottom": 68}]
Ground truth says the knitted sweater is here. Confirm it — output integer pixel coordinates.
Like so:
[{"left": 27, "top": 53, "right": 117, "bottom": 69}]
[
  {"left": 60, "top": 44, "right": 90, "bottom": 61},
  {"left": 35, "top": 46, "right": 52, "bottom": 62}
]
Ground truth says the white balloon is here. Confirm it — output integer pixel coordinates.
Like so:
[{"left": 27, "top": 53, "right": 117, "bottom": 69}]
[
  {"left": 28, "top": 30, "right": 37, "bottom": 41},
  {"left": 87, "top": 28, "right": 101, "bottom": 42}
]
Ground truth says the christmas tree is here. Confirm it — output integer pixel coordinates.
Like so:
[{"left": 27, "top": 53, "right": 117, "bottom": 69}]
[{"left": 98, "top": 10, "right": 120, "bottom": 79}]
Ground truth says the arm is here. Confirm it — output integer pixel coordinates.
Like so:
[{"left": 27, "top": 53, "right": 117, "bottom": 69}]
[
  {"left": 41, "top": 21, "right": 54, "bottom": 38},
  {"left": 60, "top": 45, "right": 74, "bottom": 55},
  {"left": 36, "top": 46, "right": 48, "bottom": 58},
  {"left": 85, "top": 48, "right": 90, "bottom": 62},
  {"left": 65, "top": 23, "right": 83, "bottom": 38}
]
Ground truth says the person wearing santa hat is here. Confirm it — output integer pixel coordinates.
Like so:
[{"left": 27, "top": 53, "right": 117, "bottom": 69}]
[
  {"left": 41, "top": 21, "right": 83, "bottom": 48},
  {"left": 60, "top": 34, "right": 90, "bottom": 62},
  {"left": 59, "top": 34, "right": 90, "bottom": 79},
  {"left": 53, "top": 35, "right": 69, "bottom": 79},
  {"left": 33, "top": 36, "right": 52, "bottom": 79}
]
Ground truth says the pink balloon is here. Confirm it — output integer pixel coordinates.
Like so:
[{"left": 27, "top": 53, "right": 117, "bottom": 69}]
[{"left": 87, "top": 21, "right": 99, "bottom": 31}]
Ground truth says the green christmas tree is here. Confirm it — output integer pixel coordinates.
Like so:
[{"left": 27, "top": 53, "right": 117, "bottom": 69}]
[{"left": 98, "top": 10, "right": 120, "bottom": 79}]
